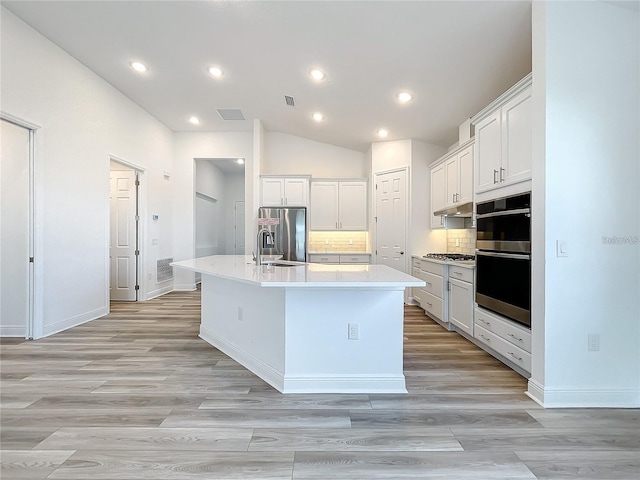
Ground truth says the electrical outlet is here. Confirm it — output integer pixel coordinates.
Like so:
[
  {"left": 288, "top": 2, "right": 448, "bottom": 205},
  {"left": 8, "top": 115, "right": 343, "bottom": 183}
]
[
  {"left": 348, "top": 323, "right": 359, "bottom": 340},
  {"left": 455, "top": 239, "right": 460, "bottom": 247},
  {"left": 588, "top": 333, "right": 600, "bottom": 351},
  {"left": 348, "top": 239, "right": 353, "bottom": 245},
  {"left": 324, "top": 239, "right": 330, "bottom": 245}
]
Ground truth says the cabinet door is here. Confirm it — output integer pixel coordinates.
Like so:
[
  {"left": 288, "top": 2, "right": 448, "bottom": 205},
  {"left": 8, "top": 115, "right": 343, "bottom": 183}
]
[
  {"left": 449, "top": 278, "right": 474, "bottom": 336},
  {"left": 310, "top": 181, "right": 339, "bottom": 230},
  {"left": 283, "top": 178, "right": 308, "bottom": 206},
  {"left": 339, "top": 181, "right": 367, "bottom": 230},
  {"left": 445, "top": 156, "right": 459, "bottom": 206},
  {"left": 261, "top": 178, "right": 284, "bottom": 206},
  {"left": 474, "top": 110, "right": 502, "bottom": 194},
  {"left": 430, "top": 163, "right": 446, "bottom": 228},
  {"left": 457, "top": 145, "right": 473, "bottom": 204},
  {"left": 502, "top": 87, "right": 532, "bottom": 187}
]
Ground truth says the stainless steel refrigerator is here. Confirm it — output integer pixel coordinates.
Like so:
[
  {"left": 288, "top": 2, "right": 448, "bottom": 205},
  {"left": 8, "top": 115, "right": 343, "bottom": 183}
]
[{"left": 257, "top": 207, "right": 307, "bottom": 262}]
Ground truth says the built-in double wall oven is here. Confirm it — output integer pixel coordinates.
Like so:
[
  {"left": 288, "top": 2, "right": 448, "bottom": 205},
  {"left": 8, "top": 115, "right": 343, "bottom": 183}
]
[{"left": 475, "top": 192, "right": 531, "bottom": 328}]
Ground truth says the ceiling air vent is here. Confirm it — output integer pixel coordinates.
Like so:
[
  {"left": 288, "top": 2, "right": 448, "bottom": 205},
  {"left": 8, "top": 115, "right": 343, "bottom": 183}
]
[
  {"left": 284, "top": 95, "right": 295, "bottom": 107},
  {"left": 217, "top": 109, "right": 245, "bottom": 121}
]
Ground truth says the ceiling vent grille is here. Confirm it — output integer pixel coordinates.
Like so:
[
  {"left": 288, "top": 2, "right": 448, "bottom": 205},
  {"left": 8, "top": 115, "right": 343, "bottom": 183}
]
[
  {"left": 217, "top": 109, "right": 245, "bottom": 121},
  {"left": 284, "top": 95, "right": 295, "bottom": 107}
]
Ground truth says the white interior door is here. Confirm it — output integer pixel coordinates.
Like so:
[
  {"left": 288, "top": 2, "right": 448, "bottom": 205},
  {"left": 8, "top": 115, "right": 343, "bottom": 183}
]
[
  {"left": 1, "top": 119, "right": 31, "bottom": 337},
  {"left": 234, "top": 201, "right": 245, "bottom": 254},
  {"left": 109, "top": 168, "right": 138, "bottom": 301},
  {"left": 375, "top": 169, "right": 407, "bottom": 272}
]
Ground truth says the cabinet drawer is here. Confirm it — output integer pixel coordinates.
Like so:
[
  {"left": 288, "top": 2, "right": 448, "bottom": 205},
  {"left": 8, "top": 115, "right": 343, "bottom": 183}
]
[
  {"left": 421, "top": 260, "right": 445, "bottom": 276},
  {"left": 474, "top": 324, "right": 531, "bottom": 373},
  {"left": 413, "top": 269, "right": 443, "bottom": 298},
  {"left": 474, "top": 307, "right": 531, "bottom": 353},
  {"left": 448, "top": 265, "right": 474, "bottom": 283},
  {"left": 419, "top": 291, "right": 444, "bottom": 322},
  {"left": 339, "top": 254, "right": 371, "bottom": 264},
  {"left": 309, "top": 254, "right": 340, "bottom": 264}
]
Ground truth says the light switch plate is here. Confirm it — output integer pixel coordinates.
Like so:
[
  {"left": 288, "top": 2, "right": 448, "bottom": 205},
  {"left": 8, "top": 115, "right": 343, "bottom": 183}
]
[{"left": 556, "top": 240, "right": 568, "bottom": 257}]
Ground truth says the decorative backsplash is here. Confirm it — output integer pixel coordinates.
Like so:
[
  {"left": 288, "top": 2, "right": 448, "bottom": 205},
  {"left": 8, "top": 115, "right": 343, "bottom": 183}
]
[
  {"left": 309, "top": 231, "right": 369, "bottom": 252},
  {"left": 446, "top": 229, "right": 476, "bottom": 255}
]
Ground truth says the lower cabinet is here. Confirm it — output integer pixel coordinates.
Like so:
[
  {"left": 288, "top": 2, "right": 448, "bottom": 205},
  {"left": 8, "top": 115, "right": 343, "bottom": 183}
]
[
  {"left": 309, "top": 253, "right": 371, "bottom": 264},
  {"left": 449, "top": 273, "right": 474, "bottom": 336},
  {"left": 412, "top": 258, "right": 448, "bottom": 325},
  {"left": 474, "top": 306, "right": 531, "bottom": 374}
]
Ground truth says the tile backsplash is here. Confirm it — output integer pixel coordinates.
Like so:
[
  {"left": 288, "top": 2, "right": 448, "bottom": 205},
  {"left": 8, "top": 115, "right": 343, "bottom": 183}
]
[
  {"left": 309, "top": 231, "right": 369, "bottom": 252},
  {"left": 447, "top": 229, "right": 476, "bottom": 254}
]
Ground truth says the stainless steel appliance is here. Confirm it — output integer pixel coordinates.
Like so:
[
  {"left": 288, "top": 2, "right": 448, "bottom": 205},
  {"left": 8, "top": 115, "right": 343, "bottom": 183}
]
[
  {"left": 475, "top": 192, "right": 531, "bottom": 327},
  {"left": 257, "top": 207, "right": 307, "bottom": 262}
]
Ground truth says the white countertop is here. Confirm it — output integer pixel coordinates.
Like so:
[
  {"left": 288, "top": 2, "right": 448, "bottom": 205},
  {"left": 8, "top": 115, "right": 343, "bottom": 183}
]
[{"left": 172, "top": 255, "right": 424, "bottom": 288}]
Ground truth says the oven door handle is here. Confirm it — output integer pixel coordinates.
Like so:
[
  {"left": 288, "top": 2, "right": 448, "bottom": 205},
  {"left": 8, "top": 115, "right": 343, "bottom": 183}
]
[
  {"left": 476, "top": 208, "right": 531, "bottom": 219},
  {"left": 476, "top": 251, "right": 531, "bottom": 260}
]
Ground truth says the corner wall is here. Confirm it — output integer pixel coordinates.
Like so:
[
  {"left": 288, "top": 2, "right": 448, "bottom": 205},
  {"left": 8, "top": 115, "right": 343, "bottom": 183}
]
[{"left": 530, "top": 1, "right": 640, "bottom": 407}]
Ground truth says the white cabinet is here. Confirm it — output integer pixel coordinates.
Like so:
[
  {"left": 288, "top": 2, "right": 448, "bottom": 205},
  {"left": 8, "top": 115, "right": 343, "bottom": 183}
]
[
  {"left": 412, "top": 258, "right": 446, "bottom": 323},
  {"left": 473, "top": 76, "right": 532, "bottom": 195},
  {"left": 309, "top": 253, "right": 371, "bottom": 264},
  {"left": 430, "top": 142, "right": 473, "bottom": 229},
  {"left": 260, "top": 176, "right": 309, "bottom": 207},
  {"left": 448, "top": 265, "right": 474, "bottom": 337},
  {"left": 310, "top": 180, "right": 367, "bottom": 231},
  {"left": 474, "top": 306, "right": 532, "bottom": 374},
  {"left": 430, "top": 163, "right": 446, "bottom": 229}
]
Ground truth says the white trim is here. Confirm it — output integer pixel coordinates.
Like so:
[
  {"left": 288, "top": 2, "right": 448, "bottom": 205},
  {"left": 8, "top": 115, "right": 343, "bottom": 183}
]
[
  {"left": 42, "top": 306, "right": 108, "bottom": 338},
  {"left": 527, "top": 379, "right": 640, "bottom": 408},
  {"left": 109, "top": 154, "right": 146, "bottom": 173},
  {"left": 0, "top": 111, "right": 42, "bottom": 130},
  {"left": 146, "top": 285, "right": 173, "bottom": 300},
  {"left": 0, "top": 326, "right": 27, "bottom": 337},
  {"left": 470, "top": 73, "right": 533, "bottom": 124},
  {"left": 173, "top": 283, "right": 197, "bottom": 291}
]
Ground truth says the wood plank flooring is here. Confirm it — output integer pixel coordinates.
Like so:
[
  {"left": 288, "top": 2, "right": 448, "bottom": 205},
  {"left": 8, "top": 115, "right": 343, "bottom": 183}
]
[{"left": 1, "top": 290, "right": 639, "bottom": 479}]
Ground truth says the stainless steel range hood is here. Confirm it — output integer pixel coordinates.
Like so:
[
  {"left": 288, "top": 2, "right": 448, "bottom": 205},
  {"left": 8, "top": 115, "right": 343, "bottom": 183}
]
[{"left": 434, "top": 202, "right": 473, "bottom": 218}]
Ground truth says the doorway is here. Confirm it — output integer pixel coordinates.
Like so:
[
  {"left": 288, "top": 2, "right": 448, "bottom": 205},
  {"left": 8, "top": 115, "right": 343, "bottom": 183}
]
[
  {"left": 109, "top": 161, "right": 139, "bottom": 301},
  {"left": 194, "top": 158, "right": 245, "bottom": 259},
  {"left": 374, "top": 168, "right": 408, "bottom": 273},
  {"left": 0, "top": 118, "right": 34, "bottom": 337}
]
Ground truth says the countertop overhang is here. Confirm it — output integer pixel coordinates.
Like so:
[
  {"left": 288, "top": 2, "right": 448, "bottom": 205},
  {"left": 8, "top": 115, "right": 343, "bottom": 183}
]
[{"left": 172, "top": 255, "right": 425, "bottom": 288}]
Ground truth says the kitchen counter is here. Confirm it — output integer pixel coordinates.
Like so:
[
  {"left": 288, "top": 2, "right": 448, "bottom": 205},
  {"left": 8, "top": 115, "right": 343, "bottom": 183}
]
[{"left": 171, "top": 255, "right": 424, "bottom": 394}]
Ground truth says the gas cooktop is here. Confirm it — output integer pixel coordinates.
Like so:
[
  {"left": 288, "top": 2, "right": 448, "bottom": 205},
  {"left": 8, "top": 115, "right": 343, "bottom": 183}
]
[{"left": 423, "top": 253, "right": 475, "bottom": 262}]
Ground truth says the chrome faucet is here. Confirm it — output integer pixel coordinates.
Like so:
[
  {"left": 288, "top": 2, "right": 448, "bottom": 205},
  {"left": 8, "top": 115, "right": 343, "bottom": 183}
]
[{"left": 256, "top": 227, "right": 274, "bottom": 266}]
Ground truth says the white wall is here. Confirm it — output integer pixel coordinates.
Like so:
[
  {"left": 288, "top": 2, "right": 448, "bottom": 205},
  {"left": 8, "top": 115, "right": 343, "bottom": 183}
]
[
  {"left": 264, "top": 131, "right": 366, "bottom": 178},
  {"left": 530, "top": 1, "right": 640, "bottom": 407},
  {"left": 1, "top": 8, "right": 174, "bottom": 336},
  {"left": 195, "top": 161, "right": 226, "bottom": 257},
  {"left": 172, "top": 132, "right": 253, "bottom": 290}
]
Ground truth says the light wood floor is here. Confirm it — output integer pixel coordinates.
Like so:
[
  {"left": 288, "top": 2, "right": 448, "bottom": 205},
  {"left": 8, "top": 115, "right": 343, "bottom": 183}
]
[{"left": 1, "top": 290, "right": 638, "bottom": 479}]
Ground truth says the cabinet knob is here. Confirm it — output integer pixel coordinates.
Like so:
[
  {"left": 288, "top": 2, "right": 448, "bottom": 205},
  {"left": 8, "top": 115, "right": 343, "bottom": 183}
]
[{"left": 399, "top": 251, "right": 404, "bottom": 255}]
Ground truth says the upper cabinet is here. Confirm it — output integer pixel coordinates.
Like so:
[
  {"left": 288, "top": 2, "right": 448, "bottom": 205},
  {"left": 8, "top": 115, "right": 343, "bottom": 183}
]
[
  {"left": 310, "top": 180, "right": 367, "bottom": 231},
  {"left": 430, "top": 142, "right": 474, "bottom": 229},
  {"left": 260, "top": 176, "right": 309, "bottom": 207},
  {"left": 473, "top": 75, "right": 532, "bottom": 195}
]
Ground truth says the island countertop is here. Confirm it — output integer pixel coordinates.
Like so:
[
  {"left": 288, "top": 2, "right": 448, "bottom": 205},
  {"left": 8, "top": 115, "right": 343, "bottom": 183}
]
[{"left": 172, "top": 255, "right": 425, "bottom": 288}]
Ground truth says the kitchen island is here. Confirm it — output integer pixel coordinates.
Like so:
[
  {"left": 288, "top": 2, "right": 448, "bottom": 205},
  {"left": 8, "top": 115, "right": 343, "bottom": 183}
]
[{"left": 171, "top": 255, "right": 424, "bottom": 393}]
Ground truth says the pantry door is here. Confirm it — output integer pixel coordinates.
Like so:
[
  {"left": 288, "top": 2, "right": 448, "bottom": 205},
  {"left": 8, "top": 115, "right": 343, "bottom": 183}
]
[
  {"left": 109, "top": 167, "right": 138, "bottom": 301},
  {"left": 374, "top": 168, "right": 408, "bottom": 273}
]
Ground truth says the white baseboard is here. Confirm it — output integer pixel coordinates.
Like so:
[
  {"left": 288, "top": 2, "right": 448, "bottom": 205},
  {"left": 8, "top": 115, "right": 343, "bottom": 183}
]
[
  {"left": 41, "top": 305, "right": 109, "bottom": 338},
  {"left": 527, "top": 379, "right": 640, "bottom": 408},
  {"left": 146, "top": 285, "right": 173, "bottom": 300},
  {"left": 173, "top": 283, "right": 197, "bottom": 292},
  {"left": 0, "top": 326, "right": 26, "bottom": 337},
  {"left": 200, "top": 325, "right": 407, "bottom": 394}
]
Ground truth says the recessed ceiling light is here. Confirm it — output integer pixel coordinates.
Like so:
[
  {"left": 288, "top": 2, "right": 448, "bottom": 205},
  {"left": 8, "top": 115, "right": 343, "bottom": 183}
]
[
  {"left": 377, "top": 129, "right": 389, "bottom": 138},
  {"left": 310, "top": 69, "right": 325, "bottom": 81},
  {"left": 236, "top": 158, "right": 245, "bottom": 165},
  {"left": 188, "top": 116, "right": 200, "bottom": 125},
  {"left": 209, "top": 66, "right": 223, "bottom": 78},
  {"left": 397, "top": 91, "right": 413, "bottom": 103},
  {"left": 312, "top": 112, "right": 324, "bottom": 122},
  {"left": 130, "top": 62, "right": 148, "bottom": 73}
]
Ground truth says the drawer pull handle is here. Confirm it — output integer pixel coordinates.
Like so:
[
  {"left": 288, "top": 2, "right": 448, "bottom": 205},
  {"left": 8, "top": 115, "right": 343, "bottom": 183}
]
[
  {"left": 426, "top": 302, "right": 432, "bottom": 307},
  {"left": 479, "top": 319, "right": 491, "bottom": 327},
  {"left": 508, "top": 351, "right": 523, "bottom": 362},
  {"left": 508, "top": 333, "right": 523, "bottom": 342},
  {"left": 480, "top": 334, "right": 490, "bottom": 342},
  {"left": 453, "top": 271, "right": 462, "bottom": 275}
]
